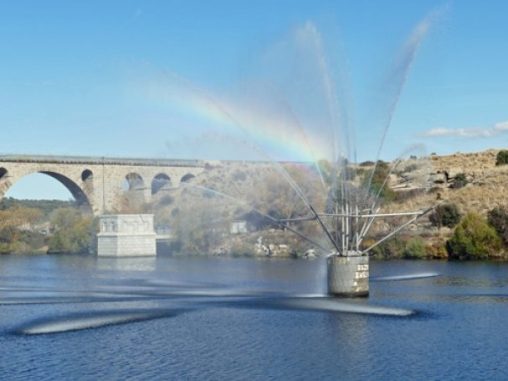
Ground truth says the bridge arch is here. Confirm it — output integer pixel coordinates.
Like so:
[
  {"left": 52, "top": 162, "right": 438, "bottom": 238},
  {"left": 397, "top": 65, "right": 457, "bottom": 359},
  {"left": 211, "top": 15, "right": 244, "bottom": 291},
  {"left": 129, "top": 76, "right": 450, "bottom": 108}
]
[
  {"left": 81, "top": 169, "right": 93, "bottom": 182},
  {"left": 181, "top": 173, "right": 196, "bottom": 183},
  {"left": 80, "top": 169, "right": 94, "bottom": 197},
  {"left": 124, "top": 172, "right": 144, "bottom": 191},
  {"left": 5, "top": 171, "right": 92, "bottom": 212},
  {"left": 151, "top": 173, "right": 171, "bottom": 195}
]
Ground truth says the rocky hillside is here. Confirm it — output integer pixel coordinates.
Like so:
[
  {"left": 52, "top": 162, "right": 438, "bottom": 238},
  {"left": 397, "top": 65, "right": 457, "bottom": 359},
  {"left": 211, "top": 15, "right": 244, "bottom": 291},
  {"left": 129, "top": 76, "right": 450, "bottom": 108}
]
[
  {"left": 156, "top": 149, "right": 508, "bottom": 258},
  {"left": 391, "top": 149, "right": 508, "bottom": 216}
]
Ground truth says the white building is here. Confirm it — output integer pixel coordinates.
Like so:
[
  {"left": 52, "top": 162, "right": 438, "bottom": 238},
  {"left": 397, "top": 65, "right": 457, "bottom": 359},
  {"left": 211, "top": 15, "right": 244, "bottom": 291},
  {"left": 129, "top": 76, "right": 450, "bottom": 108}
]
[{"left": 230, "top": 220, "right": 248, "bottom": 234}]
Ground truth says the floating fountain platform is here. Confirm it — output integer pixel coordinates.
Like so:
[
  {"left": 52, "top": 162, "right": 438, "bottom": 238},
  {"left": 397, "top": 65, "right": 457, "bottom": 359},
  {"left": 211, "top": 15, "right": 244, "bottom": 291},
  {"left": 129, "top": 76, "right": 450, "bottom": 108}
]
[
  {"left": 327, "top": 252, "right": 369, "bottom": 297},
  {"left": 320, "top": 207, "right": 432, "bottom": 298}
]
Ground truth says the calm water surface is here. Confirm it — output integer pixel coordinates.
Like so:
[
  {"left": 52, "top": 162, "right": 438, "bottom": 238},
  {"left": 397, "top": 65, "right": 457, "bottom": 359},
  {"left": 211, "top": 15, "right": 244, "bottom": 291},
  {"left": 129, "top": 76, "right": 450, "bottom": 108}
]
[{"left": 0, "top": 255, "right": 507, "bottom": 380}]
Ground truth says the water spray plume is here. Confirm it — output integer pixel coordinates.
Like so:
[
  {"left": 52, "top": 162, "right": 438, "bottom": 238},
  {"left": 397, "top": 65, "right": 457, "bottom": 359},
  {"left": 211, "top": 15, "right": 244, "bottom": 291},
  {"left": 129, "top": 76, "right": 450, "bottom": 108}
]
[
  {"left": 153, "top": 71, "right": 343, "bottom": 250},
  {"left": 154, "top": 10, "right": 442, "bottom": 297},
  {"left": 365, "top": 9, "right": 442, "bottom": 192}
]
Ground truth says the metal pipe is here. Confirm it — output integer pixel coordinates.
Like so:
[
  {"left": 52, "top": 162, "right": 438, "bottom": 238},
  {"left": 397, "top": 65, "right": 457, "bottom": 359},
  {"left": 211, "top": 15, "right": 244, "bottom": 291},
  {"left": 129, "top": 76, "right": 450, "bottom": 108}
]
[
  {"left": 278, "top": 216, "right": 317, "bottom": 222},
  {"left": 319, "top": 211, "right": 426, "bottom": 218},
  {"left": 357, "top": 207, "right": 380, "bottom": 244},
  {"left": 360, "top": 206, "right": 435, "bottom": 255},
  {"left": 345, "top": 202, "right": 350, "bottom": 252},
  {"left": 355, "top": 204, "right": 359, "bottom": 252},
  {"left": 308, "top": 204, "right": 341, "bottom": 253}
]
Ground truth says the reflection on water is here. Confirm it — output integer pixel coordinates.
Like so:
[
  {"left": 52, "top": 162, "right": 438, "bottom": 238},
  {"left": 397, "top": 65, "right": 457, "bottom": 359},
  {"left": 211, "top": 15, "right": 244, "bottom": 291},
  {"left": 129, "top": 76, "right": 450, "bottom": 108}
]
[
  {"left": 96, "top": 257, "right": 157, "bottom": 272},
  {"left": 1, "top": 255, "right": 508, "bottom": 380}
]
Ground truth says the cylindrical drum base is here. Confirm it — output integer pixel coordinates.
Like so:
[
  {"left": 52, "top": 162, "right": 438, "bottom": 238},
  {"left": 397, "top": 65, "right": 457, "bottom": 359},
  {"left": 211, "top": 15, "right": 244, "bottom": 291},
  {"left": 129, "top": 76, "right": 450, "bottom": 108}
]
[{"left": 327, "top": 255, "right": 369, "bottom": 297}]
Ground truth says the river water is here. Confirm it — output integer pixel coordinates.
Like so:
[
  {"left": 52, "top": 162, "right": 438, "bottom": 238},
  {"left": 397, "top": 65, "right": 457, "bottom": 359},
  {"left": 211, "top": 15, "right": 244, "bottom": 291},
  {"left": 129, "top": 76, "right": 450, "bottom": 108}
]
[{"left": 0, "top": 255, "right": 507, "bottom": 380}]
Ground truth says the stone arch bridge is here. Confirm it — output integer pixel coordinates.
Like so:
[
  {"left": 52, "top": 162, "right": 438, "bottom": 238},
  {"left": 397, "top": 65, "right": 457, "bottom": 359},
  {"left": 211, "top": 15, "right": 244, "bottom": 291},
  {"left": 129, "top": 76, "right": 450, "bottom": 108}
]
[{"left": 0, "top": 154, "right": 206, "bottom": 215}]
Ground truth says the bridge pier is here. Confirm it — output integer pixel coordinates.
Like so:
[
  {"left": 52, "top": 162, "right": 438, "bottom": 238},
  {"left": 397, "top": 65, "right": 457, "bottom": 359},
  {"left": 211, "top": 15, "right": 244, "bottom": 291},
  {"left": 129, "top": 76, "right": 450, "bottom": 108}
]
[{"left": 97, "top": 214, "right": 157, "bottom": 256}]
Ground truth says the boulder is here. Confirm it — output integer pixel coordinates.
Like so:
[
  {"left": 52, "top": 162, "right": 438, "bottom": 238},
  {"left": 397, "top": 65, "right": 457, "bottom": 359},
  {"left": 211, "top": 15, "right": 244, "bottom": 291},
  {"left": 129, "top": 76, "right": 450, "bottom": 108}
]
[
  {"left": 446, "top": 167, "right": 463, "bottom": 180},
  {"left": 430, "top": 173, "right": 447, "bottom": 184}
]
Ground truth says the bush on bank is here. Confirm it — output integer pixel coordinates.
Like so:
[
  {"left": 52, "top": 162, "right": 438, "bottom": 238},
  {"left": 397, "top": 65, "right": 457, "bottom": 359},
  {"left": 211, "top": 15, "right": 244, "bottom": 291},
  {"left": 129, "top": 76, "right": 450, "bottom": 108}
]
[
  {"left": 0, "top": 206, "right": 45, "bottom": 254},
  {"left": 446, "top": 212, "right": 502, "bottom": 260},
  {"left": 368, "top": 236, "right": 435, "bottom": 259},
  {"left": 365, "top": 208, "right": 508, "bottom": 261},
  {"left": 47, "top": 208, "right": 97, "bottom": 254},
  {"left": 402, "top": 237, "right": 427, "bottom": 259}
]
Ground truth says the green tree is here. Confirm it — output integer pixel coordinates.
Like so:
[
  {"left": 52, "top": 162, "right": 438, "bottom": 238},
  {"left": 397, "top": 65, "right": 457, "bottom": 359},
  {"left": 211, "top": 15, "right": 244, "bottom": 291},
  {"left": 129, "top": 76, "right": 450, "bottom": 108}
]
[
  {"left": 48, "top": 208, "right": 95, "bottom": 254},
  {"left": 0, "top": 206, "right": 44, "bottom": 253},
  {"left": 363, "top": 161, "right": 396, "bottom": 202},
  {"left": 495, "top": 150, "right": 508, "bottom": 166},
  {"left": 171, "top": 195, "right": 230, "bottom": 255},
  {"left": 446, "top": 213, "right": 502, "bottom": 260},
  {"left": 0, "top": 206, "right": 42, "bottom": 230}
]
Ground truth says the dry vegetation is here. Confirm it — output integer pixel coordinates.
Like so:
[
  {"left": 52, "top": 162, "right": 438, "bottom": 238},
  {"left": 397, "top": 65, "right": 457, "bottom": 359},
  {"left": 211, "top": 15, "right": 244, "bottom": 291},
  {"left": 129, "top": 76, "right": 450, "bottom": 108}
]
[
  {"left": 129, "top": 149, "right": 508, "bottom": 259},
  {"left": 395, "top": 150, "right": 508, "bottom": 216}
]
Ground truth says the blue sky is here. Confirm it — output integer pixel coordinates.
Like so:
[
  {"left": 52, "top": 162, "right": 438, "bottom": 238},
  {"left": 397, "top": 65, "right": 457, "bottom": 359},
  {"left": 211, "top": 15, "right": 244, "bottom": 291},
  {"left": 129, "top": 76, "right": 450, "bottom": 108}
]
[{"left": 2, "top": 0, "right": 508, "bottom": 199}]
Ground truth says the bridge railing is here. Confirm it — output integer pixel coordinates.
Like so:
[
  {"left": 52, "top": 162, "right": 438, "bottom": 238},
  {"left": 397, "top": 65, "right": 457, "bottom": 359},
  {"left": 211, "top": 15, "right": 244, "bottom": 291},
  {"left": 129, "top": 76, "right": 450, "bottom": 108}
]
[{"left": 0, "top": 154, "right": 205, "bottom": 167}]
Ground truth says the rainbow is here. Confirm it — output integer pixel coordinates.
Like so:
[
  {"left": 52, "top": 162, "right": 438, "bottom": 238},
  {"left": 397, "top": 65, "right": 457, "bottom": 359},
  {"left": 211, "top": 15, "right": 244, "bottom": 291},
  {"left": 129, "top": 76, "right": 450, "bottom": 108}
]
[{"left": 144, "top": 75, "right": 337, "bottom": 163}]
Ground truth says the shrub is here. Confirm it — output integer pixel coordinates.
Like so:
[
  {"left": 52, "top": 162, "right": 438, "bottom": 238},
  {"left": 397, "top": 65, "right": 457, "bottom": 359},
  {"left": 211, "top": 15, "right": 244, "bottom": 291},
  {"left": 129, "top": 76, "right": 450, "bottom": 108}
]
[
  {"left": 446, "top": 213, "right": 502, "bottom": 260},
  {"left": 487, "top": 207, "right": 508, "bottom": 244},
  {"left": 427, "top": 241, "right": 448, "bottom": 259},
  {"left": 367, "top": 237, "right": 405, "bottom": 259},
  {"left": 496, "top": 150, "right": 508, "bottom": 166},
  {"left": 429, "top": 203, "right": 461, "bottom": 229},
  {"left": 450, "top": 173, "right": 468, "bottom": 189},
  {"left": 367, "top": 236, "right": 430, "bottom": 259},
  {"left": 403, "top": 237, "right": 427, "bottom": 259}
]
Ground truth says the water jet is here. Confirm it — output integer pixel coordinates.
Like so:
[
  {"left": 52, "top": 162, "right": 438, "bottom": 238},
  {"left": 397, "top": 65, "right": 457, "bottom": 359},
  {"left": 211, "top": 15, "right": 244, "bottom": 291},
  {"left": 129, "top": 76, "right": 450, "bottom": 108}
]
[{"left": 161, "top": 16, "right": 438, "bottom": 298}]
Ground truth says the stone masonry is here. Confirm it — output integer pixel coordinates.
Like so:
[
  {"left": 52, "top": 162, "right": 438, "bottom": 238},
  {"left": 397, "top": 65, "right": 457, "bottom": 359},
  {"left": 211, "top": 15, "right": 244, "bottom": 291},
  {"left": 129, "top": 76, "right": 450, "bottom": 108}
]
[{"left": 0, "top": 154, "right": 205, "bottom": 215}]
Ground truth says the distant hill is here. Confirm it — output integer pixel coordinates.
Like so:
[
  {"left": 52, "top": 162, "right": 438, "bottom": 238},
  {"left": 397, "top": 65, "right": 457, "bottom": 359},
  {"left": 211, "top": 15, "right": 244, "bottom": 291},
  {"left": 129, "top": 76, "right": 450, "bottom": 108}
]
[{"left": 0, "top": 198, "right": 77, "bottom": 218}]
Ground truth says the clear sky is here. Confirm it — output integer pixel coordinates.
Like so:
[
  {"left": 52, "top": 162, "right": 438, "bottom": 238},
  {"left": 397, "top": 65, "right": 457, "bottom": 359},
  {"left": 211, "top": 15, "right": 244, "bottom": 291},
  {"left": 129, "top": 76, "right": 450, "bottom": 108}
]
[{"left": 2, "top": 0, "right": 508, "bottom": 199}]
